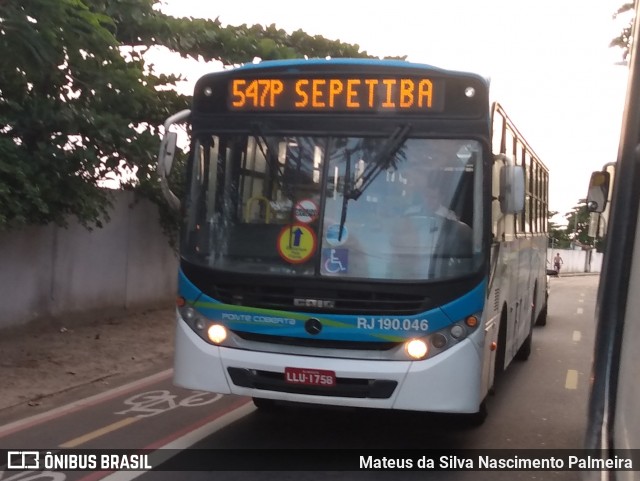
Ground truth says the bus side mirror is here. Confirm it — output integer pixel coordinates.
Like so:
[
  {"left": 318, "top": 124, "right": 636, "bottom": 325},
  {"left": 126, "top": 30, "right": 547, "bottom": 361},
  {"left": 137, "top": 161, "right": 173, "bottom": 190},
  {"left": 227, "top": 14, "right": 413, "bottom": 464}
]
[
  {"left": 586, "top": 170, "right": 610, "bottom": 213},
  {"left": 156, "top": 109, "right": 190, "bottom": 212},
  {"left": 499, "top": 164, "right": 525, "bottom": 214},
  {"left": 159, "top": 132, "right": 178, "bottom": 176}
]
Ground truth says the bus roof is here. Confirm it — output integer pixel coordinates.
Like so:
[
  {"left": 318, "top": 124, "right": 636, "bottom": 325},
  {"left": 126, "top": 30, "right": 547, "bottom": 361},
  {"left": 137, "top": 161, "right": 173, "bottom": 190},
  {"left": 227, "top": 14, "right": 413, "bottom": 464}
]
[
  {"left": 235, "top": 57, "right": 442, "bottom": 71},
  {"left": 232, "top": 58, "right": 486, "bottom": 82}
]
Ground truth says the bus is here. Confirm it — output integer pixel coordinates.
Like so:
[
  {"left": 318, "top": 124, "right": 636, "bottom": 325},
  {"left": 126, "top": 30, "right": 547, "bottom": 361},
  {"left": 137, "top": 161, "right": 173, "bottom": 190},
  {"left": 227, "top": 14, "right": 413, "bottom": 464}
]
[
  {"left": 585, "top": 0, "right": 640, "bottom": 477},
  {"left": 157, "top": 59, "right": 549, "bottom": 423}
]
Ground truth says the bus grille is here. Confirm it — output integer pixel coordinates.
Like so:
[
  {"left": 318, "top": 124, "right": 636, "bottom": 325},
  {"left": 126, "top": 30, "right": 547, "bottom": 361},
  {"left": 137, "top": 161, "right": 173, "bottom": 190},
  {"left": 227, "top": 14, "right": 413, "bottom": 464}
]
[
  {"left": 227, "top": 367, "right": 397, "bottom": 399},
  {"left": 232, "top": 331, "right": 401, "bottom": 351},
  {"left": 207, "top": 283, "right": 429, "bottom": 315}
]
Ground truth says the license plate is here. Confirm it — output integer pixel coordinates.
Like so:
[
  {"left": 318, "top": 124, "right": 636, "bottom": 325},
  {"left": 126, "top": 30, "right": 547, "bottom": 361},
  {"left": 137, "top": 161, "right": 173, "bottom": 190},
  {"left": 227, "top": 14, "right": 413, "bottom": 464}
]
[{"left": 284, "top": 367, "right": 336, "bottom": 387}]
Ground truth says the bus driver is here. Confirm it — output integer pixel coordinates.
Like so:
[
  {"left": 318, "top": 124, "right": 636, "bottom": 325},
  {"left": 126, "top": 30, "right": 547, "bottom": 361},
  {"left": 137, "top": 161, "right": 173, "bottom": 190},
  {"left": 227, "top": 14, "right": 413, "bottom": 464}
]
[{"left": 402, "top": 174, "right": 458, "bottom": 220}]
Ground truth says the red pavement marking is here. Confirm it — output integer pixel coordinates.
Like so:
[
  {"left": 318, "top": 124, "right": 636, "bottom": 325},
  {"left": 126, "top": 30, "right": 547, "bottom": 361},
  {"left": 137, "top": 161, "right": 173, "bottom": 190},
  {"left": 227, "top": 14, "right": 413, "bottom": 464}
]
[{"left": 75, "top": 397, "right": 253, "bottom": 481}]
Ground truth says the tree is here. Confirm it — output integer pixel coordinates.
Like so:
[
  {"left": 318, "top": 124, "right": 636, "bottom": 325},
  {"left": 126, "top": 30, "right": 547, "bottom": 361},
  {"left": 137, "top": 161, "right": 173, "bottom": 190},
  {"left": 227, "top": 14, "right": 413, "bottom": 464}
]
[
  {"left": 564, "top": 200, "right": 593, "bottom": 247},
  {"left": 0, "top": 0, "right": 392, "bottom": 232},
  {"left": 611, "top": 2, "right": 635, "bottom": 60}
]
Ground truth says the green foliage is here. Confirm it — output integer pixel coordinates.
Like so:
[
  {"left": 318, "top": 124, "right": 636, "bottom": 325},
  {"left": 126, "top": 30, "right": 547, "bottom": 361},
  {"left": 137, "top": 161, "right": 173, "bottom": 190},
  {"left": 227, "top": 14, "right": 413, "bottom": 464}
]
[
  {"left": 611, "top": 2, "right": 635, "bottom": 60},
  {"left": 560, "top": 200, "right": 604, "bottom": 251},
  {"left": 563, "top": 201, "right": 592, "bottom": 245},
  {"left": 0, "top": 0, "right": 383, "bottom": 235},
  {"left": 548, "top": 210, "right": 571, "bottom": 249},
  {"left": 549, "top": 202, "right": 606, "bottom": 252},
  {"left": 0, "top": 0, "right": 187, "bottom": 230}
]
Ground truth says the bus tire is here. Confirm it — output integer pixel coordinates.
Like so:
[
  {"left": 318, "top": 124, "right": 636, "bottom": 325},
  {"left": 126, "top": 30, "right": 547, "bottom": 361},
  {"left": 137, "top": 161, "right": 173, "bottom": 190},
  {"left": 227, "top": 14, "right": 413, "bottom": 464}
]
[
  {"left": 253, "top": 397, "right": 278, "bottom": 410},
  {"left": 515, "top": 292, "right": 535, "bottom": 361},
  {"left": 537, "top": 281, "right": 549, "bottom": 326},
  {"left": 459, "top": 400, "right": 488, "bottom": 427},
  {"left": 536, "top": 303, "right": 548, "bottom": 326},
  {"left": 493, "top": 308, "right": 508, "bottom": 384},
  {"left": 515, "top": 325, "right": 532, "bottom": 361}
]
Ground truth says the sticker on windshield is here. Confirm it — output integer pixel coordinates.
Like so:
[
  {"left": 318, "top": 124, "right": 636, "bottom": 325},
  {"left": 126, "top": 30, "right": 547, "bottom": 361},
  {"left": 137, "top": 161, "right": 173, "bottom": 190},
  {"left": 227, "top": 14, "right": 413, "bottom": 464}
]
[
  {"left": 325, "top": 224, "right": 348, "bottom": 246},
  {"left": 294, "top": 199, "right": 319, "bottom": 224},
  {"left": 277, "top": 224, "right": 317, "bottom": 264},
  {"left": 322, "top": 248, "right": 349, "bottom": 274}
]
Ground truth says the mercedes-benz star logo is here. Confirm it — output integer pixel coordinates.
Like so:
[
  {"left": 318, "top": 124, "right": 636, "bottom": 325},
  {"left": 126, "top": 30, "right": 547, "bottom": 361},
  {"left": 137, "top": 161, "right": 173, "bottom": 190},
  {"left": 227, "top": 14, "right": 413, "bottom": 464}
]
[{"left": 305, "top": 318, "right": 323, "bottom": 335}]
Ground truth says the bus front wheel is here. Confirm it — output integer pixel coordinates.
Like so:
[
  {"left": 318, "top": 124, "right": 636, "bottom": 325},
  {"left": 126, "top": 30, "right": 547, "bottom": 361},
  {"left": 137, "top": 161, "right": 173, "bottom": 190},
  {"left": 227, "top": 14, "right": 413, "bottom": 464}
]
[
  {"left": 253, "top": 397, "right": 278, "bottom": 410},
  {"left": 458, "top": 400, "right": 488, "bottom": 427}
]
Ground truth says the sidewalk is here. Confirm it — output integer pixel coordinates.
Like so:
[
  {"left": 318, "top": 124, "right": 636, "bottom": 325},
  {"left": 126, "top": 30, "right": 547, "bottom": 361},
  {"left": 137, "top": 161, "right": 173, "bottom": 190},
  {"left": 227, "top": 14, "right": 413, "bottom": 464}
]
[
  {"left": 555, "top": 271, "right": 600, "bottom": 277},
  {"left": 0, "top": 308, "right": 175, "bottom": 414}
]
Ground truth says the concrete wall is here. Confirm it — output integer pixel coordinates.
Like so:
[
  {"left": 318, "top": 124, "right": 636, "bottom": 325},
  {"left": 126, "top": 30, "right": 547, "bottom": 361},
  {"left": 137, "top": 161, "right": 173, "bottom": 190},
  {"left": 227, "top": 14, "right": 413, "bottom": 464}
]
[
  {"left": 547, "top": 248, "right": 603, "bottom": 274},
  {"left": 0, "top": 191, "right": 178, "bottom": 329}
]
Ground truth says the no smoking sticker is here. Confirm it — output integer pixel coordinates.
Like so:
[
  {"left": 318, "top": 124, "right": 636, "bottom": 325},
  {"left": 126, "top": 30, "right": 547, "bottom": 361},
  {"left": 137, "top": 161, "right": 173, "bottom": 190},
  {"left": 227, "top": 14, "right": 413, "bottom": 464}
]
[
  {"left": 293, "top": 199, "right": 319, "bottom": 223},
  {"left": 277, "top": 224, "right": 317, "bottom": 264}
]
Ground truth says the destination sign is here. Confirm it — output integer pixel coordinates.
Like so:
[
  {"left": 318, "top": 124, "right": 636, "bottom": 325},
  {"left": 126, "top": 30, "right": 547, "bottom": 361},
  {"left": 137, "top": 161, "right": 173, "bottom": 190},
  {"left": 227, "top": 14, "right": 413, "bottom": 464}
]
[{"left": 228, "top": 76, "right": 445, "bottom": 113}]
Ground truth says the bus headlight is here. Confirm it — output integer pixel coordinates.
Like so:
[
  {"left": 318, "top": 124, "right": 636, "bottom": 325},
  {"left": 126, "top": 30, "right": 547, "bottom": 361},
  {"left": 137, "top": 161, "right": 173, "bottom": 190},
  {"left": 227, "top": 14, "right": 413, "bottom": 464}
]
[
  {"left": 207, "top": 324, "right": 228, "bottom": 344},
  {"left": 402, "top": 314, "right": 481, "bottom": 361},
  {"left": 178, "top": 305, "right": 229, "bottom": 346},
  {"left": 405, "top": 339, "right": 429, "bottom": 360}
]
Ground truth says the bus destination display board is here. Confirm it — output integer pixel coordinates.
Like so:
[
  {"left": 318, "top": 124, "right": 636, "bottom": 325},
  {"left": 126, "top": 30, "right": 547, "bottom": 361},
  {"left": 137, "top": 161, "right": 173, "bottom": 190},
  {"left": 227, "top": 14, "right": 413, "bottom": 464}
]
[{"left": 228, "top": 76, "right": 445, "bottom": 113}]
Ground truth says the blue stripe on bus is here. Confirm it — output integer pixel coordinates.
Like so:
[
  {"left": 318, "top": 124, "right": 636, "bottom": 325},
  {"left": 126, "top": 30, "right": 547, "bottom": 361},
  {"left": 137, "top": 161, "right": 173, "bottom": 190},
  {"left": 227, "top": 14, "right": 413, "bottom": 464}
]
[
  {"left": 178, "top": 269, "right": 487, "bottom": 342},
  {"left": 439, "top": 279, "right": 486, "bottom": 322}
]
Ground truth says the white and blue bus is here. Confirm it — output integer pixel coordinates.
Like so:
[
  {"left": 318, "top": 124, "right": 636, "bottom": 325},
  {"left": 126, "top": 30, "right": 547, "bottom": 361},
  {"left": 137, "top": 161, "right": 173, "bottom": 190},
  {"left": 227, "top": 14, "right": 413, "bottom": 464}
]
[{"left": 157, "top": 59, "right": 549, "bottom": 423}]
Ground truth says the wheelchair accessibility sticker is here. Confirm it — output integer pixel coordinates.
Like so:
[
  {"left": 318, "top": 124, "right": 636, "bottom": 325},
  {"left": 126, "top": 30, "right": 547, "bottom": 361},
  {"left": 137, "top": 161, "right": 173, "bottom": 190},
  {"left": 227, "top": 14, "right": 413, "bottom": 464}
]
[
  {"left": 277, "top": 224, "right": 317, "bottom": 264},
  {"left": 322, "top": 248, "right": 349, "bottom": 274}
]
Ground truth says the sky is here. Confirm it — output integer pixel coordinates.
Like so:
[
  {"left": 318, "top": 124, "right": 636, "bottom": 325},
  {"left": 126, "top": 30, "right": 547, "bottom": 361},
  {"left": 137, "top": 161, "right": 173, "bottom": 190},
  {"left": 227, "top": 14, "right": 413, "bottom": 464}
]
[{"left": 156, "top": 0, "right": 631, "bottom": 224}]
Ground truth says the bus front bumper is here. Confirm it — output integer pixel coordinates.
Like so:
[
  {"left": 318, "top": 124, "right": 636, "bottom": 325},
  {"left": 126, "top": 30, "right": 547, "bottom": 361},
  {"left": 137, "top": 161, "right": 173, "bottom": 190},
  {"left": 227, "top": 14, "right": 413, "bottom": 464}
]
[{"left": 173, "top": 317, "right": 485, "bottom": 413}]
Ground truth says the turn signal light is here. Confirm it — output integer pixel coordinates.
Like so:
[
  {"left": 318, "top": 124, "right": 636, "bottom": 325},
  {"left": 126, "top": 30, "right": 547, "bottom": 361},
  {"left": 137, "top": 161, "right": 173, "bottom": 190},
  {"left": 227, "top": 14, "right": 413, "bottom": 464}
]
[{"left": 465, "top": 315, "right": 478, "bottom": 328}]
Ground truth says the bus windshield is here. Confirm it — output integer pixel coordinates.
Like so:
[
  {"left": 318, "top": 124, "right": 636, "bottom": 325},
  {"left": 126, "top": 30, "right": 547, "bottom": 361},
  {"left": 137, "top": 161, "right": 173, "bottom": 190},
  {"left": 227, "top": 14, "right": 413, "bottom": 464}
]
[{"left": 182, "top": 134, "right": 484, "bottom": 281}]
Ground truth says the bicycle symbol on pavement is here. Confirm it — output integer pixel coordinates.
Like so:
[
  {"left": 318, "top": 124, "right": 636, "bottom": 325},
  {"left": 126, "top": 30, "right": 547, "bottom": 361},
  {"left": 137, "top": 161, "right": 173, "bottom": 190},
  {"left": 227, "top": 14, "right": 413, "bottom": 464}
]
[{"left": 115, "top": 390, "right": 222, "bottom": 418}]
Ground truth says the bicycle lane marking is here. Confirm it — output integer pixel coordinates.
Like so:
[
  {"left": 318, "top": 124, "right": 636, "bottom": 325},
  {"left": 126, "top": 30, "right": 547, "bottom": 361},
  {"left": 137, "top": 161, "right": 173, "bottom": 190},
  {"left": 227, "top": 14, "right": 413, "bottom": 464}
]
[
  {"left": 0, "top": 370, "right": 173, "bottom": 440},
  {"left": 59, "top": 418, "right": 140, "bottom": 448},
  {"left": 0, "top": 391, "right": 253, "bottom": 481},
  {"left": 75, "top": 397, "right": 255, "bottom": 481},
  {"left": 58, "top": 390, "right": 224, "bottom": 448}
]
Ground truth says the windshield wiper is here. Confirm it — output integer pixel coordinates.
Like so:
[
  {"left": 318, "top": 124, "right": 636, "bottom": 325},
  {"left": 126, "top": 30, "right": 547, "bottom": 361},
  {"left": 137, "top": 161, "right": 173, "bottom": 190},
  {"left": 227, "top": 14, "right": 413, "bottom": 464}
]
[
  {"left": 337, "top": 124, "right": 412, "bottom": 241},
  {"left": 346, "top": 123, "right": 412, "bottom": 201},
  {"left": 338, "top": 148, "right": 353, "bottom": 241}
]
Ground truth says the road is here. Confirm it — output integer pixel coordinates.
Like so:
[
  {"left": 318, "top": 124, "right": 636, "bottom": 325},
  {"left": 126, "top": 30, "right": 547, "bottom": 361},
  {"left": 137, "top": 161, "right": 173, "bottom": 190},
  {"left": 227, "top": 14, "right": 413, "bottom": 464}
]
[{"left": 0, "top": 275, "right": 599, "bottom": 481}]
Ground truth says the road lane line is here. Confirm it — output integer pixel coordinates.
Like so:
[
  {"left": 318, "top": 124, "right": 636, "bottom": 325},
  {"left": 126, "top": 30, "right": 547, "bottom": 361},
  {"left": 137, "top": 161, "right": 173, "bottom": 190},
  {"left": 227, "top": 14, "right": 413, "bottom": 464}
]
[
  {"left": 60, "top": 417, "right": 140, "bottom": 448},
  {"left": 145, "top": 397, "right": 254, "bottom": 450},
  {"left": 565, "top": 370, "right": 579, "bottom": 390},
  {"left": 0, "top": 369, "right": 172, "bottom": 439},
  {"left": 577, "top": 307, "right": 584, "bottom": 315},
  {"left": 572, "top": 331, "right": 582, "bottom": 342},
  {"left": 77, "top": 398, "right": 254, "bottom": 481}
]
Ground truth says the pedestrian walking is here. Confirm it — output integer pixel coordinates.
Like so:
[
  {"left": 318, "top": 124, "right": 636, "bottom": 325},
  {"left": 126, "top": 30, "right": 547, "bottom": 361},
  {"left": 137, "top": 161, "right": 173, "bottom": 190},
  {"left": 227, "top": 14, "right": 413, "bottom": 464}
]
[{"left": 553, "top": 253, "right": 564, "bottom": 275}]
